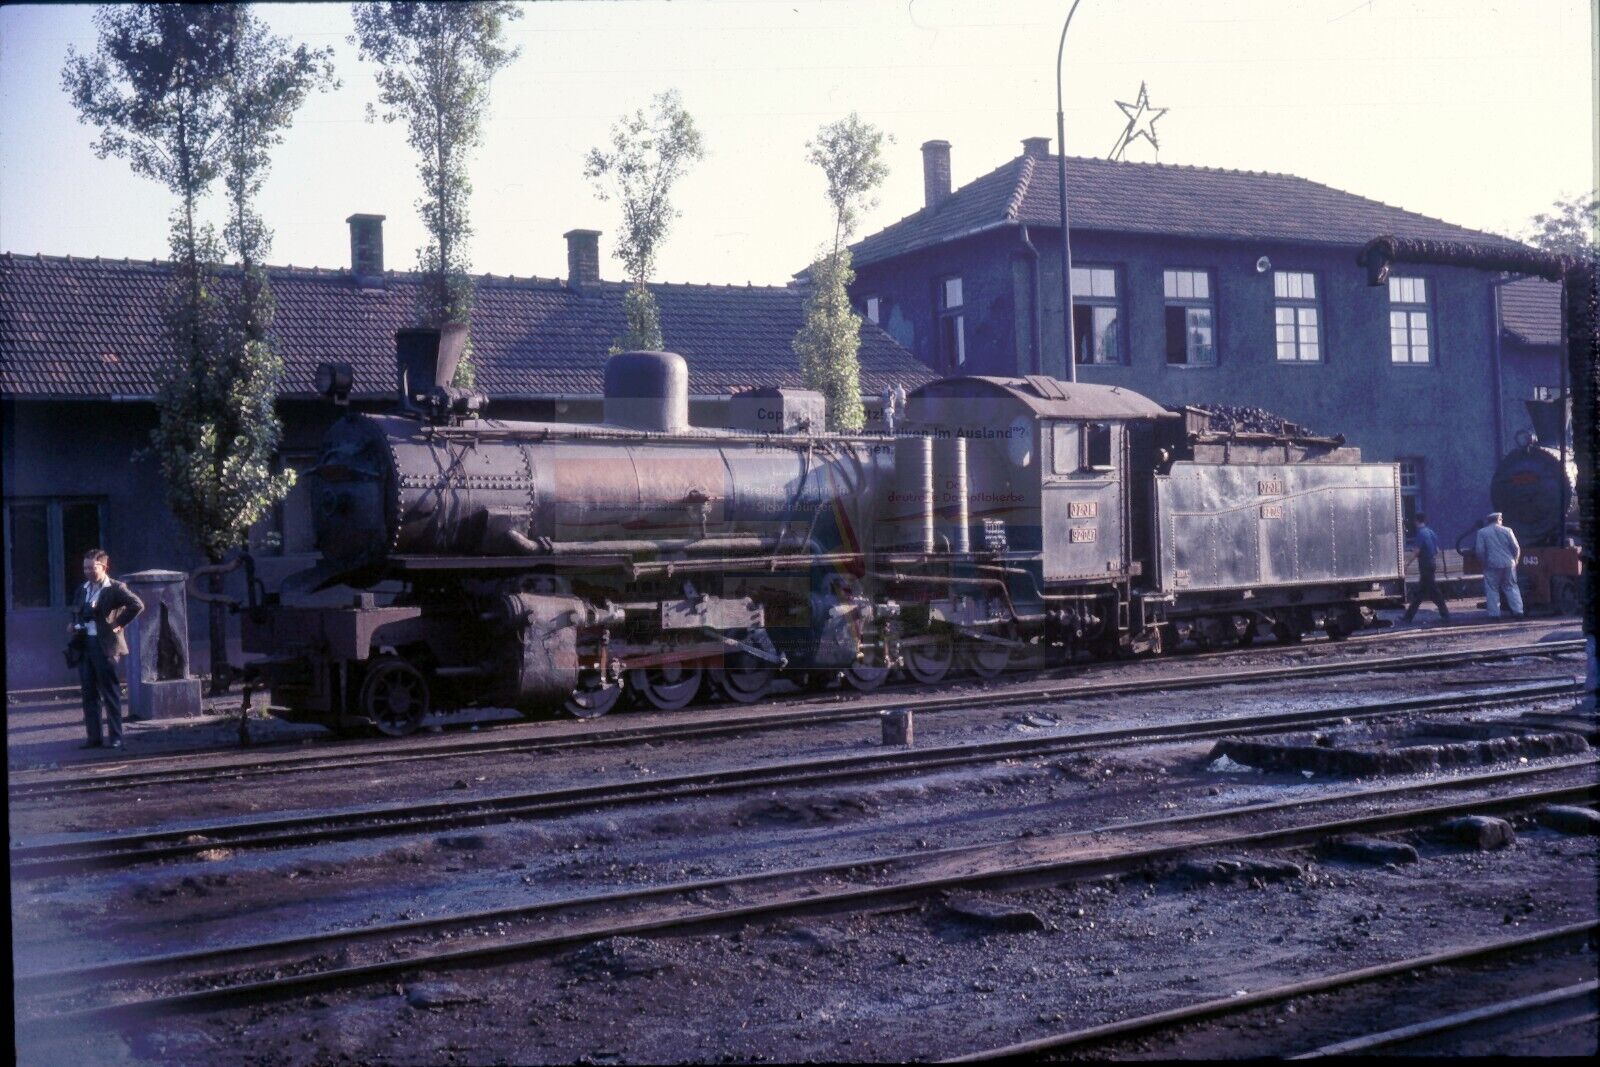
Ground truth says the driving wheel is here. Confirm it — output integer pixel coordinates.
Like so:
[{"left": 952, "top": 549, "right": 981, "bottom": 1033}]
[
  {"left": 711, "top": 630, "right": 777, "bottom": 705},
  {"left": 631, "top": 663, "right": 704, "bottom": 711},
  {"left": 903, "top": 632, "right": 953, "bottom": 685},
  {"left": 959, "top": 637, "right": 1011, "bottom": 679}
]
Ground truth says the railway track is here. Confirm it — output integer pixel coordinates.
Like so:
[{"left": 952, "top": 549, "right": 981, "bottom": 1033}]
[
  {"left": 14, "top": 759, "right": 1596, "bottom": 1032},
  {"left": 10, "top": 636, "right": 1585, "bottom": 802},
  {"left": 944, "top": 920, "right": 1599, "bottom": 1061},
  {"left": 9, "top": 677, "right": 1583, "bottom": 878}
]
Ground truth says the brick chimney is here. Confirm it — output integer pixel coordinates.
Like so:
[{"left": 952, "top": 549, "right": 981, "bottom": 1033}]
[
  {"left": 921, "top": 140, "right": 951, "bottom": 210},
  {"left": 346, "top": 214, "right": 385, "bottom": 283},
  {"left": 565, "top": 229, "right": 601, "bottom": 290},
  {"left": 1021, "top": 137, "right": 1052, "bottom": 160}
]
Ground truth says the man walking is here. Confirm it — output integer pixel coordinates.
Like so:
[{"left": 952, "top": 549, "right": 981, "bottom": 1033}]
[
  {"left": 71, "top": 548, "right": 144, "bottom": 750},
  {"left": 1473, "top": 512, "right": 1525, "bottom": 619},
  {"left": 1402, "top": 512, "right": 1450, "bottom": 624}
]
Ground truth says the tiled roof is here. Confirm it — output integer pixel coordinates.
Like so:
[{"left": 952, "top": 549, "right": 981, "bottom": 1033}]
[
  {"left": 1498, "top": 276, "right": 1561, "bottom": 346},
  {"left": 850, "top": 153, "right": 1526, "bottom": 266},
  {"left": 0, "top": 253, "right": 932, "bottom": 401}
]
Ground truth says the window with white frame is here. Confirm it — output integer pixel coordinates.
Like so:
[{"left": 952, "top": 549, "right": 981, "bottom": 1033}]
[
  {"left": 1273, "top": 271, "right": 1321, "bottom": 362},
  {"left": 1071, "top": 266, "right": 1122, "bottom": 365},
  {"left": 1163, "top": 269, "right": 1216, "bottom": 366},
  {"left": 937, "top": 276, "right": 965, "bottom": 371},
  {"left": 1388, "top": 276, "right": 1431, "bottom": 364}
]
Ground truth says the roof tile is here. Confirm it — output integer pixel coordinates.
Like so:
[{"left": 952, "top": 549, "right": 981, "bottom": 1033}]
[{"left": 0, "top": 256, "right": 932, "bottom": 401}]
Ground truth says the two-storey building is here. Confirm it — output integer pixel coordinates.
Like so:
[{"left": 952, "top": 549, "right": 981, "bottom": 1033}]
[{"left": 846, "top": 137, "right": 1563, "bottom": 546}]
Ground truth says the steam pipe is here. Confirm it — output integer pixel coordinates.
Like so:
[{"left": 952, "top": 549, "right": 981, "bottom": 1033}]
[{"left": 954, "top": 436, "right": 971, "bottom": 554}]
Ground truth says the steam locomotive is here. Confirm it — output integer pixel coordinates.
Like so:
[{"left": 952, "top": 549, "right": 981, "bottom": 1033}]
[
  {"left": 241, "top": 326, "right": 1405, "bottom": 736},
  {"left": 1460, "top": 396, "right": 1583, "bottom": 613}
]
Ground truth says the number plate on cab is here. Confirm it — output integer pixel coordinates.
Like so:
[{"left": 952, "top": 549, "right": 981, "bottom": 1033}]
[{"left": 1070, "top": 526, "right": 1098, "bottom": 543}]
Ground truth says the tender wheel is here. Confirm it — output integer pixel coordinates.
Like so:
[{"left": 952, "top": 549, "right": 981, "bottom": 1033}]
[
  {"left": 903, "top": 632, "right": 953, "bottom": 685},
  {"left": 712, "top": 630, "right": 777, "bottom": 705},
  {"left": 631, "top": 663, "right": 703, "bottom": 711},
  {"left": 958, "top": 638, "right": 1011, "bottom": 679},
  {"left": 1552, "top": 576, "right": 1580, "bottom": 616},
  {"left": 359, "top": 656, "right": 430, "bottom": 737},
  {"left": 565, "top": 674, "right": 625, "bottom": 719},
  {"left": 1271, "top": 617, "right": 1304, "bottom": 645},
  {"left": 1237, "top": 617, "right": 1258, "bottom": 647}
]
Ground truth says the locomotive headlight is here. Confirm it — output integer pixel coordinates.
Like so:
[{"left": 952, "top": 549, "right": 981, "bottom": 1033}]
[
  {"left": 1005, "top": 415, "right": 1035, "bottom": 467},
  {"left": 315, "top": 362, "right": 354, "bottom": 404}
]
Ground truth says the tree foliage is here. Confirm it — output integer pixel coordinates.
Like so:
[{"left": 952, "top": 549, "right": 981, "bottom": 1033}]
[
  {"left": 1524, "top": 192, "right": 1600, "bottom": 262},
  {"left": 352, "top": 1, "right": 520, "bottom": 382},
  {"left": 794, "top": 114, "right": 890, "bottom": 431},
  {"left": 65, "top": 5, "right": 330, "bottom": 689},
  {"left": 585, "top": 90, "right": 705, "bottom": 352}
]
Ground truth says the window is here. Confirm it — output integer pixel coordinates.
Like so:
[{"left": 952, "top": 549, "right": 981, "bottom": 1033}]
[
  {"left": 1082, "top": 422, "right": 1113, "bottom": 468},
  {"left": 5, "top": 497, "right": 105, "bottom": 610},
  {"left": 937, "top": 276, "right": 965, "bottom": 372},
  {"left": 863, "top": 296, "right": 881, "bottom": 325},
  {"left": 1389, "top": 276, "right": 1431, "bottom": 364},
  {"left": 1163, "top": 269, "right": 1216, "bottom": 366},
  {"left": 1398, "top": 458, "right": 1423, "bottom": 532},
  {"left": 1071, "top": 266, "right": 1122, "bottom": 365},
  {"left": 1273, "top": 271, "right": 1321, "bottom": 362}
]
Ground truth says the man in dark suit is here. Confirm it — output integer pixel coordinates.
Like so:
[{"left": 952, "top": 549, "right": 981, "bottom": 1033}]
[{"left": 71, "top": 548, "right": 144, "bottom": 750}]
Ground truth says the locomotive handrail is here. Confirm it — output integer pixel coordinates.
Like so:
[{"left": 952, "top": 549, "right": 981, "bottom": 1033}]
[{"left": 422, "top": 423, "right": 900, "bottom": 447}]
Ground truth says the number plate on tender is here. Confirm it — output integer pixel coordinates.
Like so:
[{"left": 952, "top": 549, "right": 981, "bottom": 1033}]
[
  {"left": 1070, "top": 525, "right": 1097, "bottom": 543},
  {"left": 1068, "top": 500, "right": 1097, "bottom": 518},
  {"left": 1260, "top": 504, "right": 1284, "bottom": 519},
  {"left": 1258, "top": 479, "right": 1283, "bottom": 496}
]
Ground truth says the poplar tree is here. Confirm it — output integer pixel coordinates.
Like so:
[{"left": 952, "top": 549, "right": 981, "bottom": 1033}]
[
  {"left": 793, "top": 113, "right": 890, "bottom": 431},
  {"left": 584, "top": 90, "right": 706, "bottom": 353},
  {"left": 64, "top": 5, "right": 327, "bottom": 692},
  {"left": 351, "top": 1, "right": 522, "bottom": 387}
]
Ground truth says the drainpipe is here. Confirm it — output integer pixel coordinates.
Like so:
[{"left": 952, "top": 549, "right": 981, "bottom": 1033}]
[
  {"left": 1489, "top": 275, "right": 1508, "bottom": 455},
  {"left": 1018, "top": 225, "right": 1043, "bottom": 376}
]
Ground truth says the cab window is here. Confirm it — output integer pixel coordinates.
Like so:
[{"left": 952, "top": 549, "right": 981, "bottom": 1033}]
[{"left": 1083, "top": 422, "right": 1113, "bottom": 469}]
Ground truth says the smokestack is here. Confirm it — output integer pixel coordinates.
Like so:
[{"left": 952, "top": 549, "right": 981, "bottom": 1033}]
[
  {"left": 395, "top": 323, "right": 469, "bottom": 410},
  {"left": 1021, "top": 137, "right": 1051, "bottom": 160},
  {"left": 346, "top": 214, "right": 385, "bottom": 284},
  {"left": 921, "top": 140, "right": 952, "bottom": 210},
  {"left": 565, "top": 229, "right": 601, "bottom": 291}
]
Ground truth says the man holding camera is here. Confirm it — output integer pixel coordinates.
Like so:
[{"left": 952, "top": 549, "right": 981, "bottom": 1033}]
[{"left": 70, "top": 549, "right": 144, "bottom": 750}]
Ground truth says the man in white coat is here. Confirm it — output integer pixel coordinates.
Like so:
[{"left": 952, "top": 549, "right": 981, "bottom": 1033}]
[{"left": 1473, "top": 512, "right": 1524, "bottom": 619}]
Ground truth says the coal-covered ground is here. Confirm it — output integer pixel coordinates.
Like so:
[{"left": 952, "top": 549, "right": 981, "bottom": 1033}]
[{"left": 10, "top": 614, "right": 1597, "bottom": 1064}]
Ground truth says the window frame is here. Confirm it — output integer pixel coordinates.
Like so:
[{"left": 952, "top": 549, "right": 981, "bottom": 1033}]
[
  {"left": 1388, "top": 275, "right": 1433, "bottom": 365},
  {"left": 1398, "top": 457, "right": 1424, "bottom": 535},
  {"left": 935, "top": 274, "right": 966, "bottom": 373},
  {"left": 1272, "top": 270, "right": 1323, "bottom": 363},
  {"left": 1162, "top": 268, "right": 1218, "bottom": 368},
  {"left": 1071, "top": 265, "right": 1124, "bottom": 366},
  {"left": 4, "top": 496, "right": 108, "bottom": 611},
  {"left": 862, "top": 295, "right": 881, "bottom": 325}
]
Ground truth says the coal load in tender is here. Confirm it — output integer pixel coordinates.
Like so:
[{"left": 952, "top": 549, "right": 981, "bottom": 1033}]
[{"left": 1194, "top": 403, "right": 1317, "bottom": 437}]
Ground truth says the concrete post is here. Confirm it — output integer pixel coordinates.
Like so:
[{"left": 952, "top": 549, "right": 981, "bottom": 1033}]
[
  {"left": 882, "top": 708, "right": 914, "bottom": 747},
  {"left": 123, "top": 570, "right": 203, "bottom": 720}
]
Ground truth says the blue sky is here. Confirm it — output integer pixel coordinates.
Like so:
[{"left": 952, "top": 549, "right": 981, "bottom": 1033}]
[{"left": 1, "top": 0, "right": 1592, "bottom": 285}]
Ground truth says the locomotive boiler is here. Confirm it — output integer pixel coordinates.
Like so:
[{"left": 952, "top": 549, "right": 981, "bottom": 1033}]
[{"left": 242, "top": 326, "right": 1406, "bottom": 736}]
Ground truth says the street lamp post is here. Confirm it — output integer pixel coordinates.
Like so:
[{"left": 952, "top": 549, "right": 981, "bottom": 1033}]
[{"left": 1056, "top": 0, "right": 1084, "bottom": 383}]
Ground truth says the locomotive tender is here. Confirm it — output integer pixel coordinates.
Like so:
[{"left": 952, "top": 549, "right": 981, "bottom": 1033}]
[{"left": 242, "top": 326, "right": 1405, "bottom": 736}]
